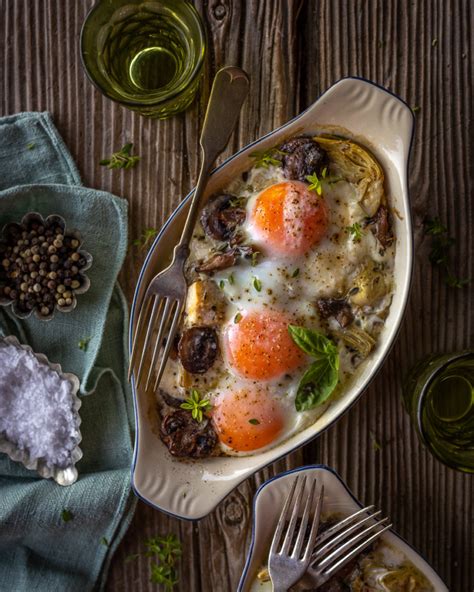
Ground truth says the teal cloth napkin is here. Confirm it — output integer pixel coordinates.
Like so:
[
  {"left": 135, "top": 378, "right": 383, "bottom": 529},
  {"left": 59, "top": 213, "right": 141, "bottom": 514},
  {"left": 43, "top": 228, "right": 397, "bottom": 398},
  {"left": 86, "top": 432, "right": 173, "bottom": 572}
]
[{"left": 0, "top": 113, "right": 137, "bottom": 591}]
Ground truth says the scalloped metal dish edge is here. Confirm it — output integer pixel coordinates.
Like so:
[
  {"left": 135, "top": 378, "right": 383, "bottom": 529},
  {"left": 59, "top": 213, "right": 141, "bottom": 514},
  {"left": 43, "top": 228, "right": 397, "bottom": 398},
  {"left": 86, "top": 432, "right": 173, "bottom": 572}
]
[
  {"left": 130, "top": 77, "right": 415, "bottom": 520},
  {"left": 0, "top": 335, "right": 83, "bottom": 485},
  {"left": 237, "top": 465, "right": 448, "bottom": 592}
]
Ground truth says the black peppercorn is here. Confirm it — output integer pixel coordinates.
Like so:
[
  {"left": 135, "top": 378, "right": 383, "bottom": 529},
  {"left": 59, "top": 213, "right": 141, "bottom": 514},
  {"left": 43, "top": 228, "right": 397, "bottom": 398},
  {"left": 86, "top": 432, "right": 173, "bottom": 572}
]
[{"left": 0, "top": 216, "right": 89, "bottom": 318}]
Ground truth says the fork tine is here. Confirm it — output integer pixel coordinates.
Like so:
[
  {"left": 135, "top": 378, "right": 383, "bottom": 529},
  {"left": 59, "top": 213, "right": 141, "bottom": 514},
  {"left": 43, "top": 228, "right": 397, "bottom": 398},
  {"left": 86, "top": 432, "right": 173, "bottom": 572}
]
[
  {"left": 135, "top": 294, "right": 161, "bottom": 388},
  {"left": 153, "top": 300, "right": 184, "bottom": 392},
  {"left": 322, "top": 523, "right": 392, "bottom": 578},
  {"left": 144, "top": 297, "right": 171, "bottom": 391},
  {"left": 291, "top": 478, "right": 317, "bottom": 559},
  {"left": 318, "top": 518, "right": 390, "bottom": 570},
  {"left": 303, "top": 483, "right": 324, "bottom": 561},
  {"left": 269, "top": 476, "right": 300, "bottom": 557},
  {"left": 312, "top": 509, "right": 382, "bottom": 561},
  {"left": 281, "top": 475, "right": 307, "bottom": 555},
  {"left": 128, "top": 292, "right": 153, "bottom": 381},
  {"left": 315, "top": 505, "right": 375, "bottom": 547}
]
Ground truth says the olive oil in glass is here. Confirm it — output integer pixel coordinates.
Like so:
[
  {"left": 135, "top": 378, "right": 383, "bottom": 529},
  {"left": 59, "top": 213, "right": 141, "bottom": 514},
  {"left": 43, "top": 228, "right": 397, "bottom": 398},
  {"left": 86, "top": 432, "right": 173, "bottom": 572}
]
[
  {"left": 81, "top": 0, "right": 206, "bottom": 118},
  {"left": 403, "top": 351, "right": 474, "bottom": 472}
]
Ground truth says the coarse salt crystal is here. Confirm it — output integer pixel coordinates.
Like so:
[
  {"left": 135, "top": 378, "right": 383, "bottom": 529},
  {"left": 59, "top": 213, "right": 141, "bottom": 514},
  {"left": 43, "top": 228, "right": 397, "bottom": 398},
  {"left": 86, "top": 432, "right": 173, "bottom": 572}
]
[{"left": 0, "top": 340, "right": 81, "bottom": 471}]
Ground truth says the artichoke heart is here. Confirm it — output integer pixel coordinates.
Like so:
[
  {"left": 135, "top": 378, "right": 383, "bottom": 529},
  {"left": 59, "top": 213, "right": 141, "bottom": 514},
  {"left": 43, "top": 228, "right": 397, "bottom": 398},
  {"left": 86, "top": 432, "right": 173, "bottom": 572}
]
[
  {"left": 336, "top": 326, "right": 376, "bottom": 358},
  {"left": 314, "top": 135, "right": 385, "bottom": 216},
  {"left": 350, "top": 265, "right": 389, "bottom": 307}
]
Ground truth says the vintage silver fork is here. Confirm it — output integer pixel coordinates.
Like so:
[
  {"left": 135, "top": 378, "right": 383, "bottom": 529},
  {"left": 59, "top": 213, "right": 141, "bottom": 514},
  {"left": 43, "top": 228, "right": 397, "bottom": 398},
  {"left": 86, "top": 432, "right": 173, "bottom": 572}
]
[
  {"left": 294, "top": 505, "right": 392, "bottom": 590},
  {"left": 268, "top": 476, "right": 324, "bottom": 592},
  {"left": 128, "top": 66, "right": 249, "bottom": 391}
]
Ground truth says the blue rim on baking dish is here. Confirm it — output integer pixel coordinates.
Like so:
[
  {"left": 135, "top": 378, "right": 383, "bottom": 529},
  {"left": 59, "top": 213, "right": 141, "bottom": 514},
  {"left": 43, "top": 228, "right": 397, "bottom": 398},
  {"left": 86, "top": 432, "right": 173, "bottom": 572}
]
[
  {"left": 129, "top": 76, "right": 416, "bottom": 520},
  {"left": 237, "top": 465, "right": 448, "bottom": 591}
]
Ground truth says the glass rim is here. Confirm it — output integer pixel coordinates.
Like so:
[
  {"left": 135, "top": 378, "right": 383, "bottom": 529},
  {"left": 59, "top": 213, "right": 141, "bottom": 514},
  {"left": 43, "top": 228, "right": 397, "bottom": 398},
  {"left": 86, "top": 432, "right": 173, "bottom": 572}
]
[
  {"left": 80, "top": 0, "right": 206, "bottom": 108},
  {"left": 415, "top": 350, "right": 473, "bottom": 468}
]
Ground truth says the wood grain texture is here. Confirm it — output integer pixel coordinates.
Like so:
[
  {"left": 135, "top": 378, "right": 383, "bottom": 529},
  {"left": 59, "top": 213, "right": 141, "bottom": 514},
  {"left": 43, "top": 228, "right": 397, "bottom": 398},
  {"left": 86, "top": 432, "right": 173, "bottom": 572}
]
[{"left": 0, "top": 1, "right": 472, "bottom": 591}]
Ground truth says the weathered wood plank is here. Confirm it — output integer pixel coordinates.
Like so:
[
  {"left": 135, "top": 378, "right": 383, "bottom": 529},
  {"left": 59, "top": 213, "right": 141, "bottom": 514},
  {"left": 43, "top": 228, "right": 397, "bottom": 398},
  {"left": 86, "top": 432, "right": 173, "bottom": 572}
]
[{"left": 0, "top": 1, "right": 472, "bottom": 591}]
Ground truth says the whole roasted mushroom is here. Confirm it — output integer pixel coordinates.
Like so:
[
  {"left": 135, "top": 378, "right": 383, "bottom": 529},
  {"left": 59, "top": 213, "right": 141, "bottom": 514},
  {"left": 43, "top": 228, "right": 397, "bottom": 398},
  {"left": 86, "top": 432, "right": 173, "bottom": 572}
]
[
  {"left": 178, "top": 326, "right": 219, "bottom": 374},
  {"left": 280, "top": 136, "right": 329, "bottom": 182},
  {"left": 200, "top": 194, "right": 246, "bottom": 241},
  {"left": 160, "top": 409, "right": 217, "bottom": 458}
]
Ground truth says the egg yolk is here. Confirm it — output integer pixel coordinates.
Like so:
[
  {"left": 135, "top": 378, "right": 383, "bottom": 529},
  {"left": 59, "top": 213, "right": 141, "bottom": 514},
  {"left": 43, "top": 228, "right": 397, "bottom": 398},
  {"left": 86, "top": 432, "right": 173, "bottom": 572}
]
[
  {"left": 225, "top": 309, "right": 304, "bottom": 380},
  {"left": 249, "top": 180, "right": 328, "bottom": 256},
  {"left": 213, "top": 389, "right": 285, "bottom": 452}
]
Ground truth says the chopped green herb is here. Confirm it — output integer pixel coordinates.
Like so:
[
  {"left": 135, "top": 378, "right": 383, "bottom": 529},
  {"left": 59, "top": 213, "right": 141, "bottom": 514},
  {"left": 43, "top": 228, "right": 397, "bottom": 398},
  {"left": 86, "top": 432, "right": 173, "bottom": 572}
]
[
  {"left": 61, "top": 509, "right": 74, "bottom": 522},
  {"left": 424, "top": 217, "right": 447, "bottom": 236},
  {"left": 229, "top": 196, "right": 246, "bottom": 207},
  {"left": 249, "top": 418, "right": 260, "bottom": 425},
  {"left": 26, "top": 142, "right": 36, "bottom": 150},
  {"left": 306, "top": 172, "right": 323, "bottom": 195},
  {"left": 288, "top": 325, "right": 339, "bottom": 411},
  {"left": 250, "top": 147, "right": 285, "bottom": 169},
  {"left": 124, "top": 534, "right": 182, "bottom": 589},
  {"left": 370, "top": 431, "right": 382, "bottom": 452},
  {"left": 78, "top": 337, "right": 91, "bottom": 352},
  {"left": 412, "top": 105, "right": 421, "bottom": 113},
  {"left": 291, "top": 268, "right": 300, "bottom": 278},
  {"left": 100, "top": 537, "right": 109, "bottom": 547},
  {"left": 445, "top": 274, "right": 471, "bottom": 289},
  {"left": 253, "top": 277, "right": 262, "bottom": 292},
  {"left": 228, "top": 273, "right": 235, "bottom": 285},
  {"left": 150, "top": 562, "right": 179, "bottom": 590},
  {"left": 346, "top": 222, "right": 364, "bottom": 242},
  {"left": 219, "top": 279, "right": 225, "bottom": 290},
  {"left": 133, "top": 228, "right": 159, "bottom": 250},
  {"left": 234, "top": 312, "right": 242, "bottom": 323},
  {"left": 100, "top": 142, "right": 140, "bottom": 170},
  {"left": 423, "top": 217, "right": 470, "bottom": 289},
  {"left": 180, "top": 389, "right": 212, "bottom": 422},
  {"left": 251, "top": 251, "right": 260, "bottom": 267},
  {"left": 145, "top": 534, "right": 182, "bottom": 565},
  {"left": 432, "top": 37, "right": 438, "bottom": 47}
]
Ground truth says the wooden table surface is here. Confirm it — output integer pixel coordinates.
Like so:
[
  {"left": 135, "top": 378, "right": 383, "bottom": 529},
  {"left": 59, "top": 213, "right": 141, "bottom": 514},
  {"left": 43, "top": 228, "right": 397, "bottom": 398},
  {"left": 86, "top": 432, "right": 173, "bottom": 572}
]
[{"left": 1, "top": 1, "right": 473, "bottom": 590}]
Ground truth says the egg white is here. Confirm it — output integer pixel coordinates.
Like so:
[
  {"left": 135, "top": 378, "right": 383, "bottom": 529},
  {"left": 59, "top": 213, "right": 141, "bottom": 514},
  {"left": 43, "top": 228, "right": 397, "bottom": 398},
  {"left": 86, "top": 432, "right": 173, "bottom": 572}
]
[{"left": 164, "top": 155, "right": 395, "bottom": 456}]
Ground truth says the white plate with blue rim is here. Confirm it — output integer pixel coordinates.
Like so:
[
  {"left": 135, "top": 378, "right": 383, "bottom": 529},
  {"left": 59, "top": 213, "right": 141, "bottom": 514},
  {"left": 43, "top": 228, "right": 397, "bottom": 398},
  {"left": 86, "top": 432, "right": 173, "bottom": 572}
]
[
  {"left": 130, "top": 77, "right": 415, "bottom": 520},
  {"left": 238, "top": 465, "right": 448, "bottom": 591}
]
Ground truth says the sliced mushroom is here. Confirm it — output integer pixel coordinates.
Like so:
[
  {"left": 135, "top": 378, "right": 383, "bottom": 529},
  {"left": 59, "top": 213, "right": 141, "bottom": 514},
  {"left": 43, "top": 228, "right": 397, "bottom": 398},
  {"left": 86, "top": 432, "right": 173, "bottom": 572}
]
[
  {"left": 316, "top": 297, "right": 354, "bottom": 328},
  {"left": 160, "top": 409, "right": 217, "bottom": 458},
  {"left": 200, "top": 194, "right": 246, "bottom": 241},
  {"left": 178, "top": 326, "right": 219, "bottom": 374},
  {"left": 279, "top": 136, "right": 329, "bottom": 182},
  {"left": 195, "top": 250, "right": 237, "bottom": 273},
  {"left": 367, "top": 204, "right": 394, "bottom": 249},
  {"left": 195, "top": 244, "right": 256, "bottom": 274}
]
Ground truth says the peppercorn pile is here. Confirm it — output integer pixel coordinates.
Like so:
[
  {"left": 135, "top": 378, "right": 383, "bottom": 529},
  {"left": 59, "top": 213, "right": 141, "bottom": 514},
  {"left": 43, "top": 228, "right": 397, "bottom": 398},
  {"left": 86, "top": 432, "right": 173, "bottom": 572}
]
[{"left": 0, "top": 214, "right": 91, "bottom": 320}]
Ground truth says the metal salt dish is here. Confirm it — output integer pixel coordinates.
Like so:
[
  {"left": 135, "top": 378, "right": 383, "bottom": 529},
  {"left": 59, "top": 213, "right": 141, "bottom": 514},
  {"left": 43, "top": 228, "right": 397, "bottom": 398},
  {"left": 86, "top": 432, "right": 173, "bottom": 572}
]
[
  {"left": 0, "top": 335, "right": 83, "bottom": 486},
  {"left": 0, "top": 212, "right": 93, "bottom": 321}
]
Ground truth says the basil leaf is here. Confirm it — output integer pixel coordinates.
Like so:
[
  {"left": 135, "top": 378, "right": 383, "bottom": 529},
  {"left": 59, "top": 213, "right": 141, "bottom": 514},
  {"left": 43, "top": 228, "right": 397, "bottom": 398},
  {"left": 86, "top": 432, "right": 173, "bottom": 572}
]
[
  {"left": 295, "top": 357, "right": 339, "bottom": 411},
  {"left": 288, "top": 325, "right": 338, "bottom": 357}
]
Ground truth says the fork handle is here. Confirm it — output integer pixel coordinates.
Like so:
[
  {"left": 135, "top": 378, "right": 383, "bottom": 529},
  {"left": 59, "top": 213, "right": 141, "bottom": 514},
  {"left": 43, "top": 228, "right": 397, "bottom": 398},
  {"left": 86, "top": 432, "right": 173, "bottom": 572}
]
[{"left": 177, "top": 66, "right": 249, "bottom": 250}]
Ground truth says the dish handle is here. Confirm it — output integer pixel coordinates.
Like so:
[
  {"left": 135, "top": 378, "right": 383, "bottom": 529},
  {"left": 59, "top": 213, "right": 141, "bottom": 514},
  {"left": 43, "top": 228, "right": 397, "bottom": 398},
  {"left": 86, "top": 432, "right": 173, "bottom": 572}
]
[{"left": 303, "top": 77, "right": 415, "bottom": 166}]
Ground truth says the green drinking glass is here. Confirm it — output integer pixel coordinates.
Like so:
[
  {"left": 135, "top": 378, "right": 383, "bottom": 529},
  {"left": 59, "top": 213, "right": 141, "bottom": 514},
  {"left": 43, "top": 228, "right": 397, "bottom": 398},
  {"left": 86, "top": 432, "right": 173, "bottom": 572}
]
[
  {"left": 403, "top": 350, "right": 474, "bottom": 473},
  {"left": 81, "top": 0, "right": 206, "bottom": 118}
]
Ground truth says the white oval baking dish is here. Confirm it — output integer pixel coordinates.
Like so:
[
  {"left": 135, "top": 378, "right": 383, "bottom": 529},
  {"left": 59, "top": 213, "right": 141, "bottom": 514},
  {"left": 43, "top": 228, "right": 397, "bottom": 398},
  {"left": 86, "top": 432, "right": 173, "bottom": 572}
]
[{"left": 130, "top": 77, "right": 414, "bottom": 520}]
